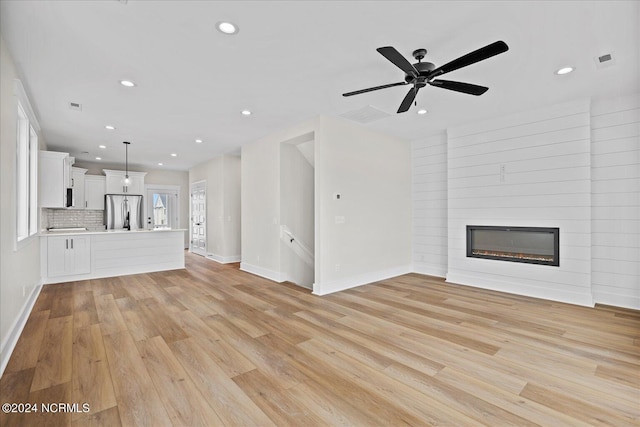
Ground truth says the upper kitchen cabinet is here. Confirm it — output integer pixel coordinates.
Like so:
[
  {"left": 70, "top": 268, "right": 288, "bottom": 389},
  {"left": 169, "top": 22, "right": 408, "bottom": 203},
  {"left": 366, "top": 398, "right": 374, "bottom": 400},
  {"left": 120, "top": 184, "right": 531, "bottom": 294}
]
[
  {"left": 84, "top": 175, "right": 106, "bottom": 210},
  {"left": 69, "top": 167, "right": 87, "bottom": 209},
  {"left": 103, "top": 169, "right": 147, "bottom": 195},
  {"left": 39, "top": 151, "right": 74, "bottom": 208}
]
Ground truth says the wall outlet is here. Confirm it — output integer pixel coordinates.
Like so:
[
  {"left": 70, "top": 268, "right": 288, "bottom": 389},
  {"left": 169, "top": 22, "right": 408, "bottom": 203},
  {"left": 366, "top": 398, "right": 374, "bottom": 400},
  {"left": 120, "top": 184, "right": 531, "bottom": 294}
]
[
  {"left": 257, "top": 255, "right": 260, "bottom": 263},
  {"left": 22, "top": 285, "right": 26, "bottom": 297},
  {"left": 335, "top": 215, "right": 346, "bottom": 224},
  {"left": 335, "top": 263, "right": 340, "bottom": 272}
]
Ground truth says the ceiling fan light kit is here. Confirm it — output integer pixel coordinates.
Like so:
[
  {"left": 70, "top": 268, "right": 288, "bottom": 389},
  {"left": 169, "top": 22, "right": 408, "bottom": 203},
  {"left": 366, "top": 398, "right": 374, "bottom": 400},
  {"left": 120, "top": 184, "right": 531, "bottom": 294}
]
[{"left": 343, "top": 40, "right": 509, "bottom": 113}]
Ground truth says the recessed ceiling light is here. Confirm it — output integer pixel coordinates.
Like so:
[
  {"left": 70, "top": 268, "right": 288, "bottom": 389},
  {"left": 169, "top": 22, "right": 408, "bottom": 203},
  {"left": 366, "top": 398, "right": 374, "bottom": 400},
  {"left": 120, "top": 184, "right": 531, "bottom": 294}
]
[
  {"left": 417, "top": 109, "right": 428, "bottom": 115},
  {"left": 105, "top": 125, "right": 115, "bottom": 130},
  {"left": 98, "top": 145, "right": 106, "bottom": 149},
  {"left": 555, "top": 67, "right": 574, "bottom": 75},
  {"left": 241, "top": 110, "right": 252, "bottom": 116},
  {"left": 158, "top": 162, "right": 163, "bottom": 166},
  {"left": 95, "top": 157, "right": 102, "bottom": 160},
  {"left": 195, "top": 139, "right": 203, "bottom": 143},
  {"left": 217, "top": 21, "right": 238, "bottom": 35},
  {"left": 119, "top": 80, "right": 136, "bottom": 87},
  {"left": 170, "top": 153, "right": 177, "bottom": 157}
]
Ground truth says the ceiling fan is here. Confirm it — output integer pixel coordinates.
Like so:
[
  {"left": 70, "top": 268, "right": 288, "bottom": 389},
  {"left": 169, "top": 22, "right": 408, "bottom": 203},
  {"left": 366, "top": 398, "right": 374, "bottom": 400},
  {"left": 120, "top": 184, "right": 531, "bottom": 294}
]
[{"left": 342, "top": 40, "right": 509, "bottom": 113}]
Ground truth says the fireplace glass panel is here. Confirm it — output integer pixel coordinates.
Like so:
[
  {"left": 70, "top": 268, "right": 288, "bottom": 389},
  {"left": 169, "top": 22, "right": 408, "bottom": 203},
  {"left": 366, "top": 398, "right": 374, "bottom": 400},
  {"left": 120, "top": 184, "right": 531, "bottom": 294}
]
[{"left": 467, "top": 226, "right": 559, "bottom": 266}]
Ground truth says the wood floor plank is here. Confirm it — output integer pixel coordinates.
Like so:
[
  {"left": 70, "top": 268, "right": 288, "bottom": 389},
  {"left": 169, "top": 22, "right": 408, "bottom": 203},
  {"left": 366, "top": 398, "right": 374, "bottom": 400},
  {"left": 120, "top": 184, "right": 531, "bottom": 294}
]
[
  {"left": 434, "top": 366, "right": 597, "bottom": 427},
  {"left": 71, "top": 406, "right": 122, "bottom": 427},
  {"left": 172, "top": 310, "right": 255, "bottom": 377},
  {"left": 0, "top": 368, "right": 35, "bottom": 427},
  {"left": 102, "top": 331, "right": 171, "bottom": 427},
  {"left": 169, "top": 337, "right": 277, "bottom": 427},
  {"left": 30, "top": 315, "right": 73, "bottom": 392},
  {"left": 94, "top": 294, "right": 128, "bottom": 336},
  {"left": 136, "top": 336, "right": 225, "bottom": 426},
  {"left": 203, "top": 315, "right": 307, "bottom": 389},
  {"left": 4, "top": 310, "right": 49, "bottom": 373},
  {"left": 520, "top": 382, "right": 637, "bottom": 427},
  {"left": 114, "top": 297, "right": 162, "bottom": 342},
  {"left": 232, "top": 368, "right": 327, "bottom": 426},
  {"left": 2, "top": 252, "right": 638, "bottom": 426},
  {"left": 27, "top": 381, "right": 72, "bottom": 427},
  {"left": 72, "top": 291, "right": 99, "bottom": 330},
  {"left": 71, "top": 324, "right": 117, "bottom": 419},
  {"left": 136, "top": 298, "right": 189, "bottom": 343}
]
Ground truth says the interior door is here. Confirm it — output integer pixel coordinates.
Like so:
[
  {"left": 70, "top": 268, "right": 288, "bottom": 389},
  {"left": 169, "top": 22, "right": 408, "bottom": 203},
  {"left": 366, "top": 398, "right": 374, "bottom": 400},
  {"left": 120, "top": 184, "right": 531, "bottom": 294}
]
[{"left": 190, "top": 182, "right": 206, "bottom": 257}]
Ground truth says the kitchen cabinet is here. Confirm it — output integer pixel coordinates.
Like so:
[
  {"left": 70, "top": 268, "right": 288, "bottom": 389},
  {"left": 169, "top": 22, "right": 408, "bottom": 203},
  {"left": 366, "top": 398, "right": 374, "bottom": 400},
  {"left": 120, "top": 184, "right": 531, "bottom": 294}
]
[
  {"left": 69, "top": 167, "right": 87, "bottom": 209},
  {"left": 46, "top": 235, "right": 91, "bottom": 277},
  {"left": 39, "top": 151, "right": 75, "bottom": 208},
  {"left": 84, "top": 175, "right": 106, "bottom": 209},
  {"left": 40, "top": 229, "right": 185, "bottom": 284},
  {"left": 103, "top": 169, "right": 147, "bottom": 195}
]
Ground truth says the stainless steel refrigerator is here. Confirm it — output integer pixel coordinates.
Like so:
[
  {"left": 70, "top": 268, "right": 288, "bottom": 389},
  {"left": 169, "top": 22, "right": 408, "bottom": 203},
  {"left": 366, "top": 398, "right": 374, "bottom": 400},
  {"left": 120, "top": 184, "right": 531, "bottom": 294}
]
[{"left": 105, "top": 194, "right": 144, "bottom": 230}]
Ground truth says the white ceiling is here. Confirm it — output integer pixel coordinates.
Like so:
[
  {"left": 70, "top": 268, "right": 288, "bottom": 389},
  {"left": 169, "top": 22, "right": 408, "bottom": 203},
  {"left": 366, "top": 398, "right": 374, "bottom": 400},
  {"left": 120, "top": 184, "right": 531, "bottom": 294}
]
[{"left": 1, "top": 1, "right": 638, "bottom": 171}]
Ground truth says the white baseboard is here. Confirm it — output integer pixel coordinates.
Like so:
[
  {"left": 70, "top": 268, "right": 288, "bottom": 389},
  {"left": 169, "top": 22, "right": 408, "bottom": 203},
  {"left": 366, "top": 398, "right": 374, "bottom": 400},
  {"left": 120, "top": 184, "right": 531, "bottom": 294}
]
[
  {"left": 206, "top": 253, "right": 241, "bottom": 264},
  {"left": 445, "top": 272, "right": 594, "bottom": 307},
  {"left": 593, "top": 291, "right": 640, "bottom": 311},
  {"left": 0, "top": 279, "right": 43, "bottom": 377},
  {"left": 412, "top": 263, "right": 447, "bottom": 278},
  {"left": 313, "top": 264, "right": 412, "bottom": 296},
  {"left": 240, "top": 262, "right": 285, "bottom": 283}
]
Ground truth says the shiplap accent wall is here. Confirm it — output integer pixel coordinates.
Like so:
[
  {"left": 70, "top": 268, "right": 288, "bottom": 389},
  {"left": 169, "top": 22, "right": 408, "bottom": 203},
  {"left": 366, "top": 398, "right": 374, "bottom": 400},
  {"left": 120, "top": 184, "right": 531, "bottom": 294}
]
[
  {"left": 591, "top": 94, "right": 640, "bottom": 309},
  {"left": 412, "top": 132, "right": 448, "bottom": 277},
  {"left": 445, "top": 99, "right": 593, "bottom": 306}
]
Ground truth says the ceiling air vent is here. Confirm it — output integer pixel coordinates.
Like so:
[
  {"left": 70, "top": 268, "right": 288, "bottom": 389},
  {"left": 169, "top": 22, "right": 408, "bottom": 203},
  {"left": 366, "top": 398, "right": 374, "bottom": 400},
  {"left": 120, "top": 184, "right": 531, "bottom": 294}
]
[
  {"left": 68, "top": 102, "right": 82, "bottom": 111},
  {"left": 594, "top": 52, "right": 616, "bottom": 69},
  {"left": 339, "top": 105, "right": 391, "bottom": 124}
]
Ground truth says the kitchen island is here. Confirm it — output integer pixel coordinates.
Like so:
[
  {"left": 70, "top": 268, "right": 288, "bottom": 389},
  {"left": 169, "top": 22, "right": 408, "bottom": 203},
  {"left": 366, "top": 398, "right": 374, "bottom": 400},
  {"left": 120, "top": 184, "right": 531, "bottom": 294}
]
[{"left": 40, "top": 229, "right": 186, "bottom": 284}]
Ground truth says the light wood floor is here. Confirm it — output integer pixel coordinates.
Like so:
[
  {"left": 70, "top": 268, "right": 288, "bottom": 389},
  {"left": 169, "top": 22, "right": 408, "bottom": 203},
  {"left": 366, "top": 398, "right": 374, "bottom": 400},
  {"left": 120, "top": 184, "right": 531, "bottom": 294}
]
[{"left": 1, "top": 252, "right": 638, "bottom": 426}]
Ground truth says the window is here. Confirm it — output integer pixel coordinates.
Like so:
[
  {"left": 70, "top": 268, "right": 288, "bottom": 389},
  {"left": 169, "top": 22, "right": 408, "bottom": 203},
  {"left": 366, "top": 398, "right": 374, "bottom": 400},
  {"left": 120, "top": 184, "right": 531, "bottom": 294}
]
[
  {"left": 15, "top": 80, "right": 39, "bottom": 244},
  {"left": 146, "top": 185, "right": 180, "bottom": 230}
]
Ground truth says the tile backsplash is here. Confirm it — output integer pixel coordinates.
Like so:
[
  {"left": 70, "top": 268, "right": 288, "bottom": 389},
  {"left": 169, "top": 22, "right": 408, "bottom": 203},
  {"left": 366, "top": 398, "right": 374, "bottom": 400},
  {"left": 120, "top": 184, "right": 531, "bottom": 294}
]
[{"left": 42, "top": 208, "right": 105, "bottom": 230}]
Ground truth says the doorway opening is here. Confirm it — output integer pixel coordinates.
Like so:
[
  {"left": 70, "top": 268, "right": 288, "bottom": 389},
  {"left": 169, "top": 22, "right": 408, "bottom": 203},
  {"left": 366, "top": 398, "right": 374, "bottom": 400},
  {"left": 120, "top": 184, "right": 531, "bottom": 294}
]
[{"left": 280, "top": 132, "right": 315, "bottom": 288}]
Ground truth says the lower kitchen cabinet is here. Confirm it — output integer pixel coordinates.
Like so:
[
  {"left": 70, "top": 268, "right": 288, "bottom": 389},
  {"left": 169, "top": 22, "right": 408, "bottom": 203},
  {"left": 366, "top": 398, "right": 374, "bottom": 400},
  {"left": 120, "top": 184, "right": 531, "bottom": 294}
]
[
  {"left": 46, "top": 235, "right": 91, "bottom": 277},
  {"left": 41, "top": 230, "right": 185, "bottom": 284}
]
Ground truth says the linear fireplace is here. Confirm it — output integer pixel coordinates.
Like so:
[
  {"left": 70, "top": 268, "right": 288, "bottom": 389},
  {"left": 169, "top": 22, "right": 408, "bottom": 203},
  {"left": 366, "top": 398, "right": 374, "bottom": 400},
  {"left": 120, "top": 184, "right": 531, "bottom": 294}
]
[{"left": 466, "top": 226, "right": 560, "bottom": 266}]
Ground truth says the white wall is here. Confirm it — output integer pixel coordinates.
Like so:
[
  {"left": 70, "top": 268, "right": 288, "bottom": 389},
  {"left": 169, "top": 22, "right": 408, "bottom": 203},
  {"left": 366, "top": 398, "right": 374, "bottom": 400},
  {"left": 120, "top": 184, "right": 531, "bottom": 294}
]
[
  {"left": 591, "top": 94, "right": 640, "bottom": 309},
  {"left": 189, "top": 154, "right": 241, "bottom": 262},
  {"left": 222, "top": 155, "right": 241, "bottom": 259},
  {"left": 241, "top": 119, "right": 317, "bottom": 280},
  {"left": 0, "top": 36, "right": 44, "bottom": 373},
  {"left": 412, "top": 132, "right": 448, "bottom": 277},
  {"left": 445, "top": 99, "right": 593, "bottom": 306},
  {"left": 241, "top": 116, "right": 411, "bottom": 294},
  {"left": 314, "top": 116, "right": 412, "bottom": 295}
]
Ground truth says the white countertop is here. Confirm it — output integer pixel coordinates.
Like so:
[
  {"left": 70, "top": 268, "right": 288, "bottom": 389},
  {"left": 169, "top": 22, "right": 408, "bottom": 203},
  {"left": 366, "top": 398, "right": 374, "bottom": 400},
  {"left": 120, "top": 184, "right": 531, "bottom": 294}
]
[{"left": 40, "top": 228, "right": 187, "bottom": 237}]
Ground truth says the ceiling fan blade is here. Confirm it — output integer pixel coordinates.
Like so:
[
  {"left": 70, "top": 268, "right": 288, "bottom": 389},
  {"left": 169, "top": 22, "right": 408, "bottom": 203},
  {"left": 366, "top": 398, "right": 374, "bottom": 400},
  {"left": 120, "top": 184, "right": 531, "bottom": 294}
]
[
  {"left": 342, "top": 82, "right": 408, "bottom": 97},
  {"left": 427, "top": 40, "right": 509, "bottom": 78},
  {"left": 377, "top": 46, "right": 418, "bottom": 77},
  {"left": 397, "top": 86, "right": 419, "bottom": 113},
  {"left": 429, "top": 79, "right": 489, "bottom": 95}
]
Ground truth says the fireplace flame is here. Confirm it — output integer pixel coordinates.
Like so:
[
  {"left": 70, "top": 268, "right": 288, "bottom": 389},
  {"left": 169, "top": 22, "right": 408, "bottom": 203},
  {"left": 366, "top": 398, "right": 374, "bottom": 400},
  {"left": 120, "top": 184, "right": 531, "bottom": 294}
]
[{"left": 471, "top": 249, "right": 554, "bottom": 262}]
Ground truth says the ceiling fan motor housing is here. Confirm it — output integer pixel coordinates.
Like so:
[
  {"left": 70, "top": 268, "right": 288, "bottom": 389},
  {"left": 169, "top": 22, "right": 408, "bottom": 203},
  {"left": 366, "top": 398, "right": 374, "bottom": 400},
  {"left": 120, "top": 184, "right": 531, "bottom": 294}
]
[{"left": 404, "top": 61, "right": 436, "bottom": 83}]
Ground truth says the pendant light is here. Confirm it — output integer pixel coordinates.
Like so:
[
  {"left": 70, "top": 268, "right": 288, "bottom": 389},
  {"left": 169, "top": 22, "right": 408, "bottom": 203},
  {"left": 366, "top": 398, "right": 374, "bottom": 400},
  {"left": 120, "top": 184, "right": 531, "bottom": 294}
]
[{"left": 123, "top": 141, "right": 131, "bottom": 189}]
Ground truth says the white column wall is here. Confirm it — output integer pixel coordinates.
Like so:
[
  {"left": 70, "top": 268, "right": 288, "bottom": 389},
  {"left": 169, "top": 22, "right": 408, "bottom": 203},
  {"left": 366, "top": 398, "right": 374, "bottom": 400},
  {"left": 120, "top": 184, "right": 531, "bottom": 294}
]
[
  {"left": 591, "top": 94, "right": 640, "bottom": 309},
  {"left": 445, "top": 99, "right": 593, "bottom": 306}
]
